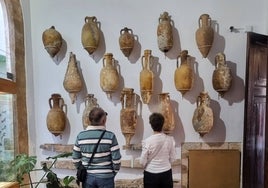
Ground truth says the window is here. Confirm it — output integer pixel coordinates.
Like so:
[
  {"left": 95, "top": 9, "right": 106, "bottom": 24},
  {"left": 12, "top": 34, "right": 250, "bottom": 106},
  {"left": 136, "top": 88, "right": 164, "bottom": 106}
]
[
  {"left": 0, "top": 1, "right": 12, "bottom": 80},
  {"left": 0, "top": 0, "right": 15, "bottom": 163},
  {"left": 0, "top": 0, "right": 28, "bottom": 165}
]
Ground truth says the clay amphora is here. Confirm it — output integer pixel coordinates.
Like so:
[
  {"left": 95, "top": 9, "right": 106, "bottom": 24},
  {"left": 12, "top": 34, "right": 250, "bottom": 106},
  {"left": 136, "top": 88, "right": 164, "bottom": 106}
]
[
  {"left": 174, "top": 50, "right": 194, "bottom": 95},
  {"left": 81, "top": 16, "right": 100, "bottom": 55},
  {"left": 119, "top": 27, "right": 135, "bottom": 58},
  {"left": 100, "top": 53, "right": 119, "bottom": 98},
  {"left": 158, "top": 93, "right": 175, "bottom": 134},
  {"left": 212, "top": 52, "right": 232, "bottom": 97},
  {"left": 157, "top": 12, "right": 173, "bottom": 53},
  {"left": 63, "top": 52, "right": 83, "bottom": 104},
  {"left": 46, "top": 93, "right": 66, "bottom": 136},
  {"left": 140, "top": 50, "right": 154, "bottom": 104},
  {"left": 120, "top": 88, "right": 137, "bottom": 148},
  {"left": 82, "top": 94, "right": 99, "bottom": 129},
  {"left": 192, "top": 91, "right": 213, "bottom": 137},
  {"left": 195, "top": 14, "right": 214, "bottom": 58},
  {"left": 42, "top": 26, "right": 62, "bottom": 57}
]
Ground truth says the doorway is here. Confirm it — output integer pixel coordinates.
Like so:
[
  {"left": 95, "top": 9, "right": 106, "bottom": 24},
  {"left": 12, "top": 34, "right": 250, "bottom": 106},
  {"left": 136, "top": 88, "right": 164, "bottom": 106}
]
[{"left": 243, "top": 32, "right": 268, "bottom": 188}]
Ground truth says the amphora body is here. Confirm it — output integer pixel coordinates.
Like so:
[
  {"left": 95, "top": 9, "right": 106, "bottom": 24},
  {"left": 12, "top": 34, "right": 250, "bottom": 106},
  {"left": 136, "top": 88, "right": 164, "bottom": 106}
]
[
  {"left": 140, "top": 50, "right": 154, "bottom": 104},
  {"left": 195, "top": 14, "right": 214, "bottom": 58},
  {"left": 212, "top": 52, "right": 232, "bottom": 97},
  {"left": 119, "top": 27, "right": 135, "bottom": 57},
  {"left": 100, "top": 53, "right": 119, "bottom": 98},
  {"left": 42, "top": 26, "right": 62, "bottom": 57},
  {"left": 120, "top": 88, "right": 137, "bottom": 148},
  {"left": 174, "top": 50, "right": 194, "bottom": 95},
  {"left": 46, "top": 93, "right": 66, "bottom": 136},
  {"left": 81, "top": 16, "right": 100, "bottom": 55},
  {"left": 192, "top": 91, "right": 214, "bottom": 137},
  {"left": 82, "top": 94, "right": 99, "bottom": 129},
  {"left": 63, "top": 52, "right": 83, "bottom": 104},
  {"left": 157, "top": 12, "right": 173, "bottom": 53},
  {"left": 158, "top": 93, "right": 175, "bottom": 134}
]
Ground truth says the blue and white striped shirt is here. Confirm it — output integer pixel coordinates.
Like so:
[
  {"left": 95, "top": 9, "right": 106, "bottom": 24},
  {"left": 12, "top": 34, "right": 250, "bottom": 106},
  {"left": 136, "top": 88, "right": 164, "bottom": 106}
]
[{"left": 72, "top": 125, "right": 121, "bottom": 178}]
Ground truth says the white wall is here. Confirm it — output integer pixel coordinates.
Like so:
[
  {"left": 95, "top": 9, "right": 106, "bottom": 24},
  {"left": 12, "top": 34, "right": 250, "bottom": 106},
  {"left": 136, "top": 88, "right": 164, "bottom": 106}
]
[{"left": 21, "top": 0, "right": 267, "bottom": 183}]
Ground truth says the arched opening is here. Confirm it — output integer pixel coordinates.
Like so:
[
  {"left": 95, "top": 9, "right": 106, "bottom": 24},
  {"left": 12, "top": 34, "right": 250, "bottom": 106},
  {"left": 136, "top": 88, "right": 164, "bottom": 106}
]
[{"left": 0, "top": 0, "right": 28, "bottom": 163}]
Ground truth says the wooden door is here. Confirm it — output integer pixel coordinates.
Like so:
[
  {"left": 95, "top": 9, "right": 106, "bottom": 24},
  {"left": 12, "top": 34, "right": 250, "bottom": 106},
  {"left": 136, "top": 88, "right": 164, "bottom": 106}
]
[{"left": 243, "top": 32, "right": 268, "bottom": 188}]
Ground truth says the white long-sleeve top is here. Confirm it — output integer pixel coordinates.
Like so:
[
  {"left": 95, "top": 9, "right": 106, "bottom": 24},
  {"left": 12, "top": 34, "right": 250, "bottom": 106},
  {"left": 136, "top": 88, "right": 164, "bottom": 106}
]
[{"left": 140, "top": 133, "right": 176, "bottom": 173}]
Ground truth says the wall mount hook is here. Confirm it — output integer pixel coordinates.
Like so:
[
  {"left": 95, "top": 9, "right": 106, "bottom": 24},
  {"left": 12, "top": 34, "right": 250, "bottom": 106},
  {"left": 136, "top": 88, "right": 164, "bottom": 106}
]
[{"left": 229, "top": 25, "right": 253, "bottom": 33}]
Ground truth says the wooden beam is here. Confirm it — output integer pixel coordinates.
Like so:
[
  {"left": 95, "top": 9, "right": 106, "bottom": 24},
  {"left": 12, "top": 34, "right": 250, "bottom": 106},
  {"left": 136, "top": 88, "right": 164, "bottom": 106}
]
[{"left": 0, "top": 78, "right": 17, "bottom": 94}]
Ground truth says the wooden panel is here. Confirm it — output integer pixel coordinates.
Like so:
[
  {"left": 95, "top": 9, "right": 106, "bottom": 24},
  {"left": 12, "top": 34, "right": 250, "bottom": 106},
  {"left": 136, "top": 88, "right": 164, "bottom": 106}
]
[
  {"left": 189, "top": 149, "right": 240, "bottom": 188},
  {"left": 253, "top": 47, "right": 267, "bottom": 86}
]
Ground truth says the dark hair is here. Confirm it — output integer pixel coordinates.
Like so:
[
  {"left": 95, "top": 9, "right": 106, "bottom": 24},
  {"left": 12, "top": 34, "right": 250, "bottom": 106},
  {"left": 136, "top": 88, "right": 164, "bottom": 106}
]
[
  {"left": 149, "top": 113, "right": 164, "bottom": 132},
  {"left": 89, "top": 107, "right": 107, "bottom": 125}
]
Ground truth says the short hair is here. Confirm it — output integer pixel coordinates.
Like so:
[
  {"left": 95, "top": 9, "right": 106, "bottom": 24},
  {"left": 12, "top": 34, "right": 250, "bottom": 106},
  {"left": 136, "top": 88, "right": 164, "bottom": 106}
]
[
  {"left": 149, "top": 113, "right": 165, "bottom": 132},
  {"left": 89, "top": 107, "right": 107, "bottom": 125}
]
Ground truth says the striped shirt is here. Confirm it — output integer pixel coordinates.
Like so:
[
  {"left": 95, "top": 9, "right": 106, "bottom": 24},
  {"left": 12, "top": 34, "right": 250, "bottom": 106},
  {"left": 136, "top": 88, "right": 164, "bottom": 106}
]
[{"left": 72, "top": 125, "right": 121, "bottom": 178}]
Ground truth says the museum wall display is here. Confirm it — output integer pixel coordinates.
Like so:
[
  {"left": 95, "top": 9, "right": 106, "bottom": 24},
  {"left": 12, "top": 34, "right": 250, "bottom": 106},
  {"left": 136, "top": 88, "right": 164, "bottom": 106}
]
[{"left": 21, "top": 0, "right": 268, "bottom": 184}]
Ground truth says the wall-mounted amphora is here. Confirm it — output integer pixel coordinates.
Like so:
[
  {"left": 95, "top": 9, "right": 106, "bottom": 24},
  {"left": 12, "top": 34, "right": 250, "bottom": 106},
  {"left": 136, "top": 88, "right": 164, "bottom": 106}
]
[
  {"left": 119, "top": 27, "right": 135, "bottom": 58},
  {"left": 174, "top": 50, "right": 194, "bottom": 95},
  {"left": 212, "top": 52, "right": 232, "bottom": 97},
  {"left": 120, "top": 88, "right": 137, "bottom": 148},
  {"left": 46, "top": 93, "right": 66, "bottom": 136},
  {"left": 157, "top": 12, "right": 173, "bottom": 53},
  {"left": 81, "top": 16, "right": 100, "bottom": 55},
  {"left": 63, "top": 52, "right": 83, "bottom": 104},
  {"left": 195, "top": 14, "right": 214, "bottom": 58},
  {"left": 192, "top": 91, "right": 214, "bottom": 137},
  {"left": 140, "top": 50, "right": 154, "bottom": 104},
  {"left": 82, "top": 94, "right": 99, "bottom": 129},
  {"left": 158, "top": 92, "right": 175, "bottom": 134},
  {"left": 100, "top": 53, "right": 119, "bottom": 98},
  {"left": 42, "top": 26, "right": 62, "bottom": 57}
]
